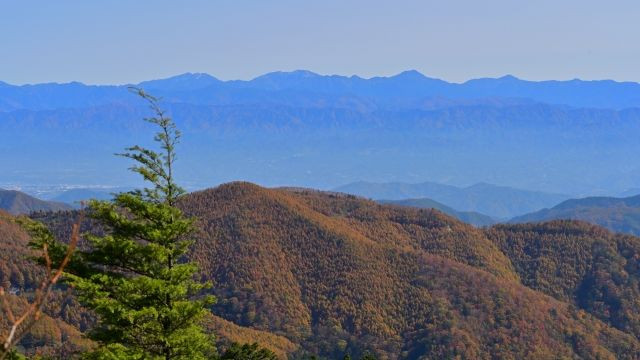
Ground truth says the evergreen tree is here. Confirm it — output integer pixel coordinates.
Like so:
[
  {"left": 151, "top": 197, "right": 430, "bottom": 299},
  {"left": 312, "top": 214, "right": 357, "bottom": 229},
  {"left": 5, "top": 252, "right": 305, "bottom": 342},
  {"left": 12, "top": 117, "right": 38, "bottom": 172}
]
[
  {"left": 219, "top": 343, "right": 278, "bottom": 360},
  {"left": 29, "top": 88, "right": 215, "bottom": 360}
]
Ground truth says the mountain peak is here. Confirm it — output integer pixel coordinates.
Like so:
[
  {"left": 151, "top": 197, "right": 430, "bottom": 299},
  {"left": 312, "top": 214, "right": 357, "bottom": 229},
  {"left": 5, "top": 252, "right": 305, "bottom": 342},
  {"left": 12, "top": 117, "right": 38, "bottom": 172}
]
[
  {"left": 137, "top": 72, "right": 220, "bottom": 91},
  {"left": 394, "top": 69, "right": 427, "bottom": 79},
  {"left": 252, "top": 70, "right": 321, "bottom": 81},
  {"left": 289, "top": 69, "right": 321, "bottom": 77},
  {"left": 174, "top": 72, "right": 218, "bottom": 80},
  {"left": 466, "top": 182, "right": 496, "bottom": 189},
  {"left": 498, "top": 74, "right": 521, "bottom": 81}
]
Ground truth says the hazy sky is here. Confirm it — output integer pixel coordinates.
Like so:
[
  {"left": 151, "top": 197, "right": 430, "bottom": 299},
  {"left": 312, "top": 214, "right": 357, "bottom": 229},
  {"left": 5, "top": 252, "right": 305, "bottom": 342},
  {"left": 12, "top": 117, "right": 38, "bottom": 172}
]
[{"left": 2, "top": 0, "right": 639, "bottom": 84}]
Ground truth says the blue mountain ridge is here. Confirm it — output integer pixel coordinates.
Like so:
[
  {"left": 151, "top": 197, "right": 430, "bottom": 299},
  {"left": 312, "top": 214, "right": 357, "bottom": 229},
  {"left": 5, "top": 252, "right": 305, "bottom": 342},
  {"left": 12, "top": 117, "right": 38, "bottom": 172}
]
[
  {"left": 2, "top": 70, "right": 640, "bottom": 111},
  {"left": 2, "top": 70, "right": 640, "bottom": 196}
]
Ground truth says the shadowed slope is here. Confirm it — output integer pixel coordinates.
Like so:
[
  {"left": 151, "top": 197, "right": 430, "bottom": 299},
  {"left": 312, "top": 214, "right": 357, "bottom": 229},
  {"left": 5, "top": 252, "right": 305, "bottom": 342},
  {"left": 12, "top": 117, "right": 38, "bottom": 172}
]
[{"left": 487, "top": 220, "right": 640, "bottom": 340}]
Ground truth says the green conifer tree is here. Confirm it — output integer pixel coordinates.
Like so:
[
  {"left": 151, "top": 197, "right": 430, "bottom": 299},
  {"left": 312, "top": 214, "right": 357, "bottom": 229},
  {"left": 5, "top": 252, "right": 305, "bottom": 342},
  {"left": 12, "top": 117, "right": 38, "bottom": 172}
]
[
  {"left": 29, "top": 88, "right": 216, "bottom": 360},
  {"left": 220, "top": 343, "right": 278, "bottom": 360}
]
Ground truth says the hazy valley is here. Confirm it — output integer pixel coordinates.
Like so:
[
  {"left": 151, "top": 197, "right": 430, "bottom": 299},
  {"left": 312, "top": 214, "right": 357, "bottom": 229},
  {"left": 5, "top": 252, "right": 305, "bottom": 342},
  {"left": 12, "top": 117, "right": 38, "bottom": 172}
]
[{"left": 3, "top": 71, "right": 640, "bottom": 196}]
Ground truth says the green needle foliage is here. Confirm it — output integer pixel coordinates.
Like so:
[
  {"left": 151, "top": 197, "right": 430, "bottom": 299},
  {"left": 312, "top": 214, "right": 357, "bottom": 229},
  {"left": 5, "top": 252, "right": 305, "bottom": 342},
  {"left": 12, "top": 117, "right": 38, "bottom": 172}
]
[
  {"left": 219, "top": 343, "right": 278, "bottom": 360},
  {"left": 28, "top": 88, "right": 216, "bottom": 360}
]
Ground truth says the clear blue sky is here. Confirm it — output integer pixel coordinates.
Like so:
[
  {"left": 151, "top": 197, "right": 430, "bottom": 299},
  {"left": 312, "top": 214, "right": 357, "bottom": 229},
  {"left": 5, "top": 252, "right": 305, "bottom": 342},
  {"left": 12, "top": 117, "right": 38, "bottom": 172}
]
[{"left": 1, "top": 0, "right": 638, "bottom": 84}]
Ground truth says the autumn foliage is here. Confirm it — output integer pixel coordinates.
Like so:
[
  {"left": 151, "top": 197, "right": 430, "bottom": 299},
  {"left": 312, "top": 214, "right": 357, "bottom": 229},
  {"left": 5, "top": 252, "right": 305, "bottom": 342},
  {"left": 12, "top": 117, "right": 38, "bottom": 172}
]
[{"left": 7, "top": 185, "right": 640, "bottom": 358}]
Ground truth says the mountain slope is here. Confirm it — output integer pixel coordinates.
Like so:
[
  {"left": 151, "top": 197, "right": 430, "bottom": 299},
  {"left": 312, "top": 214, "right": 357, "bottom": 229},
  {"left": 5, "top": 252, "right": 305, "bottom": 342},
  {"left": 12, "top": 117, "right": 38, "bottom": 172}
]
[
  {"left": 334, "top": 181, "right": 569, "bottom": 219},
  {"left": 16, "top": 183, "right": 640, "bottom": 358},
  {"left": 486, "top": 220, "right": 640, "bottom": 341},
  {"left": 0, "top": 189, "right": 71, "bottom": 215},
  {"left": 177, "top": 183, "right": 639, "bottom": 358},
  {"left": 379, "top": 198, "right": 496, "bottom": 226},
  {"left": 510, "top": 195, "right": 640, "bottom": 235}
]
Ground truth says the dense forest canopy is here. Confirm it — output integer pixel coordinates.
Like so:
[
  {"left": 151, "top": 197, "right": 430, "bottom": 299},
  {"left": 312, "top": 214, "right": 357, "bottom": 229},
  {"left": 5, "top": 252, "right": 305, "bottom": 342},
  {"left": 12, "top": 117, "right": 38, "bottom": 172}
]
[{"left": 5, "top": 184, "right": 640, "bottom": 359}]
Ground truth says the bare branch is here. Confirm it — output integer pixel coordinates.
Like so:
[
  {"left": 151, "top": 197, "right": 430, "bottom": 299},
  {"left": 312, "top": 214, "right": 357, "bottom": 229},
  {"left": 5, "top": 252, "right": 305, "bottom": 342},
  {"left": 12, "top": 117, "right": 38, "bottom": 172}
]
[{"left": 0, "top": 212, "right": 83, "bottom": 359}]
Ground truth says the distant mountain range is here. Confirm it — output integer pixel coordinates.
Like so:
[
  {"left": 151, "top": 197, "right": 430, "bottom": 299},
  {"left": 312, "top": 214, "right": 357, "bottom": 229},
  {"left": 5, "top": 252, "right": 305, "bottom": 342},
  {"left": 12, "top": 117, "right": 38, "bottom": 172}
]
[
  {"left": 3, "top": 70, "right": 640, "bottom": 194},
  {"left": 334, "top": 181, "right": 568, "bottom": 219},
  {"left": 48, "top": 188, "right": 125, "bottom": 207},
  {"left": 510, "top": 194, "right": 640, "bottom": 236},
  {"left": 379, "top": 198, "right": 496, "bottom": 226},
  {"left": 4, "top": 70, "right": 640, "bottom": 111},
  {"left": 0, "top": 188, "right": 71, "bottom": 214}
]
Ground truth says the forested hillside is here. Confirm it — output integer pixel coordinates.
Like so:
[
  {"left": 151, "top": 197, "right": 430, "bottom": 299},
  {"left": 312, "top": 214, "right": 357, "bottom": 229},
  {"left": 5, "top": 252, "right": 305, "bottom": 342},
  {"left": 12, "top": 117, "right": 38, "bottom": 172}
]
[
  {"left": 7, "top": 184, "right": 640, "bottom": 358},
  {"left": 486, "top": 221, "right": 640, "bottom": 338}
]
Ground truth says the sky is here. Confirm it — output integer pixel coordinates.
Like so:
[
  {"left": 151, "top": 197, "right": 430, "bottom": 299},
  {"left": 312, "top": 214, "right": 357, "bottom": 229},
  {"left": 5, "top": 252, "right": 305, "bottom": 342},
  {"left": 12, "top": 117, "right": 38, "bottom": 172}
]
[{"left": 1, "top": 0, "right": 639, "bottom": 85}]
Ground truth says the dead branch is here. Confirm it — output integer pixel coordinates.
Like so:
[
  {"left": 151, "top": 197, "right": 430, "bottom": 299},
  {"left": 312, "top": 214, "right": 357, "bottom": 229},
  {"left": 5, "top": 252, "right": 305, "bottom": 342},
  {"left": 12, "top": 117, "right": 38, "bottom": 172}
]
[{"left": 0, "top": 212, "right": 82, "bottom": 360}]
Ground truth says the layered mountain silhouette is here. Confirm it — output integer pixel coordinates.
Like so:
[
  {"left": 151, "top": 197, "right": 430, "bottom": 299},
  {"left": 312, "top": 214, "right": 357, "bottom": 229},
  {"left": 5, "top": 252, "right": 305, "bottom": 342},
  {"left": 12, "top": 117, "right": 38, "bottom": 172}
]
[
  {"left": 0, "top": 189, "right": 71, "bottom": 215},
  {"left": 335, "top": 181, "right": 568, "bottom": 219},
  {"left": 8, "top": 183, "right": 640, "bottom": 359},
  {"left": 379, "top": 197, "right": 496, "bottom": 226},
  {"left": 49, "top": 188, "right": 128, "bottom": 207},
  {"left": 4, "top": 70, "right": 640, "bottom": 111},
  {"left": 511, "top": 194, "right": 640, "bottom": 236},
  {"left": 2, "top": 71, "right": 640, "bottom": 194}
]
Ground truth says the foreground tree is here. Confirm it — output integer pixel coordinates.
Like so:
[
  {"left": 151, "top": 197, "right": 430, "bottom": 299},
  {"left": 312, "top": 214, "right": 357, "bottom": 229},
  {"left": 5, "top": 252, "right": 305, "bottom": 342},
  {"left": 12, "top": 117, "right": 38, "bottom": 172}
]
[
  {"left": 34, "top": 88, "right": 215, "bottom": 359},
  {"left": 220, "top": 343, "right": 278, "bottom": 360}
]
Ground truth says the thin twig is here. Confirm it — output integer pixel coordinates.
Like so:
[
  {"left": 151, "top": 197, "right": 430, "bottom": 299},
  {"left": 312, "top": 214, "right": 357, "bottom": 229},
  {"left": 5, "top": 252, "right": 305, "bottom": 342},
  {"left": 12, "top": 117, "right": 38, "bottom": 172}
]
[{"left": 0, "top": 212, "right": 83, "bottom": 359}]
